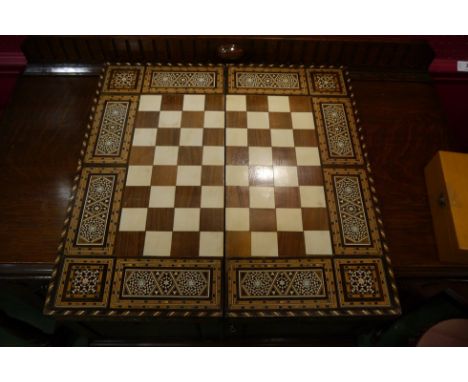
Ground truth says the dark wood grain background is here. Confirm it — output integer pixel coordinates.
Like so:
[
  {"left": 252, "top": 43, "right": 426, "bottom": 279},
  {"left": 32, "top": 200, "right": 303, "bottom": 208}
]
[{"left": 1, "top": 36, "right": 465, "bottom": 280}]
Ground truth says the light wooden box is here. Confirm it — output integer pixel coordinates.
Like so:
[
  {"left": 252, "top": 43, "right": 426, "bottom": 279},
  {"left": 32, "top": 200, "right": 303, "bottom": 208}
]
[{"left": 425, "top": 151, "right": 468, "bottom": 263}]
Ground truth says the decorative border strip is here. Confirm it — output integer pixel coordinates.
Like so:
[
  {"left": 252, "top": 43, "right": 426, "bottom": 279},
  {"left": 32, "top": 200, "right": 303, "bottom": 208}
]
[
  {"left": 64, "top": 167, "right": 126, "bottom": 256},
  {"left": 102, "top": 65, "right": 144, "bottom": 93},
  {"left": 323, "top": 167, "right": 382, "bottom": 256},
  {"left": 306, "top": 68, "right": 347, "bottom": 96},
  {"left": 227, "top": 258, "right": 337, "bottom": 312},
  {"left": 334, "top": 257, "right": 391, "bottom": 308},
  {"left": 110, "top": 258, "right": 222, "bottom": 311},
  {"left": 227, "top": 66, "right": 308, "bottom": 95},
  {"left": 313, "top": 97, "right": 364, "bottom": 166},
  {"left": 84, "top": 95, "right": 139, "bottom": 164},
  {"left": 142, "top": 65, "right": 224, "bottom": 94},
  {"left": 55, "top": 257, "right": 114, "bottom": 308}
]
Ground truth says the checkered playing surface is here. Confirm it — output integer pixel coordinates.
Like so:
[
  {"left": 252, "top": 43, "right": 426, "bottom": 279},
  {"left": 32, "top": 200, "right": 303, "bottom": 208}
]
[
  {"left": 114, "top": 93, "right": 332, "bottom": 258},
  {"left": 115, "top": 94, "right": 225, "bottom": 257},
  {"left": 224, "top": 95, "right": 332, "bottom": 257}
]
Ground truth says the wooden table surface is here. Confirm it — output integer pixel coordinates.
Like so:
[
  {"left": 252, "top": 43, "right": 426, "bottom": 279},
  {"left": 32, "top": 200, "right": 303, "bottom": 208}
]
[{"left": 0, "top": 73, "right": 465, "bottom": 278}]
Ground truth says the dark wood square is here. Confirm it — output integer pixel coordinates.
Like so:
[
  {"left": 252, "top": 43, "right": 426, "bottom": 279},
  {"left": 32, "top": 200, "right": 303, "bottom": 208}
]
[
  {"left": 297, "top": 166, "right": 323, "bottom": 185},
  {"left": 156, "top": 128, "right": 180, "bottom": 146},
  {"left": 175, "top": 186, "right": 201, "bottom": 207},
  {"left": 171, "top": 232, "right": 200, "bottom": 257},
  {"left": 246, "top": 95, "right": 268, "bottom": 111},
  {"left": 181, "top": 111, "right": 204, "bottom": 128},
  {"left": 114, "top": 232, "right": 146, "bottom": 257},
  {"left": 226, "top": 111, "right": 247, "bottom": 128},
  {"left": 129, "top": 147, "right": 155, "bottom": 165},
  {"left": 205, "top": 94, "right": 224, "bottom": 110},
  {"left": 302, "top": 208, "right": 329, "bottom": 230},
  {"left": 293, "top": 130, "right": 318, "bottom": 147},
  {"left": 250, "top": 209, "right": 277, "bottom": 231},
  {"left": 248, "top": 129, "right": 271, "bottom": 146},
  {"left": 135, "top": 111, "right": 159, "bottom": 128},
  {"left": 151, "top": 165, "right": 177, "bottom": 185},
  {"left": 274, "top": 187, "right": 301, "bottom": 208},
  {"left": 160, "top": 94, "right": 184, "bottom": 110},
  {"left": 226, "top": 186, "right": 250, "bottom": 207},
  {"left": 146, "top": 208, "right": 175, "bottom": 231},
  {"left": 226, "top": 232, "right": 251, "bottom": 257},
  {"left": 203, "top": 129, "right": 224, "bottom": 146},
  {"left": 277, "top": 232, "right": 306, "bottom": 257},
  {"left": 272, "top": 147, "right": 297, "bottom": 165},
  {"left": 200, "top": 208, "right": 224, "bottom": 231},
  {"left": 178, "top": 147, "right": 203, "bottom": 165},
  {"left": 201, "top": 166, "right": 224, "bottom": 185},
  {"left": 122, "top": 186, "right": 151, "bottom": 208},
  {"left": 269, "top": 112, "right": 293, "bottom": 129},
  {"left": 226, "top": 147, "right": 248, "bottom": 165},
  {"left": 289, "top": 96, "right": 312, "bottom": 112}
]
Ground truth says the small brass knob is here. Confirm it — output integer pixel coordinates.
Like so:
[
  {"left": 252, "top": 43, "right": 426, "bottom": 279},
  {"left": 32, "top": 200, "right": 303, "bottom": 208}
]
[{"left": 217, "top": 43, "right": 244, "bottom": 61}]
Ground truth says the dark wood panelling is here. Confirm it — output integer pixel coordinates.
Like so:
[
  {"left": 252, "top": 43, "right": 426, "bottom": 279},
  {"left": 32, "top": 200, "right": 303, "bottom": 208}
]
[
  {"left": 21, "top": 36, "right": 434, "bottom": 71},
  {"left": 0, "top": 76, "right": 97, "bottom": 264}
]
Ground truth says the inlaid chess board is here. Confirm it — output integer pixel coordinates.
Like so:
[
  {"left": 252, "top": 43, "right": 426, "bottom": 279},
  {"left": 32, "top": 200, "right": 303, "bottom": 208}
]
[{"left": 44, "top": 64, "right": 400, "bottom": 318}]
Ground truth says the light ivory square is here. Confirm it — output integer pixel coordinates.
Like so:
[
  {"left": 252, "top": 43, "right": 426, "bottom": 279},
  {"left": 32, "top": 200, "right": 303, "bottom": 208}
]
[
  {"left": 126, "top": 166, "right": 153, "bottom": 186},
  {"left": 180, "top": 128, "right": 203, "bottom": 146},
  {"left": 273, "top": 166, "right": 298, "bottom": 187},
  {"left": 251, "top": 232, "right": 278, "bottom": 257},
  {"left": 295, "top": 147, "right": 321, "bottom": 165},
  {"left": 299, "top": 186, "right": 326, "bottom": 208},
  {"left": 249, "top": 186, "right": 275, "bottom": 208},
  {"left": 247, "top": 112, "right": 269, "bottom": 129},
  {"left": 149, "top": 186, "right": 176, "bottom": 208},
  {"left": 270, "top": 129, "right": 295, "bottom": 147},
  {"left": 199, "top": 232, "right": 223, "bottom": 257},
  {"left": 226, "top": 95, "right": 247, "bottom": 111},
  {"left": 304, "top": 231, "right": 333, "bottom": 255},
  {"left": 226, "top": 128, "right": 248, "bottom": 146},
  {"left": 204, "top": 111, "right": 225, "bottom": 128},
  {"left": 182, "top": 95, "right": 206, "bottom": 111},
  {"left": 173, "top": 208, "right": 200, "bottom": 231},
  {"left": 267, "top": 96, "right": 290, "bottom": 112},
  {"left": 153, "top": 146, "right": 179, "bottom": 165},
  {"left": 276, "top": 208, "right": 303, "bottom": 231},
  {"left": 143, "top": 231, "right": 172, "bottom": 256},
  {"left": 119, "top": 208, "right": 148, "bottom": 231},
  {"left": 139, "top": 95, "right": 162, "bottom": 111},
  {"left": 176, "top": 166, "right": 202, "bottom": 186},
  {"left": 202, "top": 146, "right": 224, "bottom": 165},
  {"left": 201, "top": 186, "right": 224, "bottom": 208},
  {"left": 226, "top": 165, "right": 249, "bottom": 186},
  {"left": 132, "top": 128, "right": 157, "bottom": 146},
  {"left": 158, "top": 111, "right": 182, "bottom": 128},
  {"left": 226, "top": 208, "right": 250, "bottom": 231},
  {"left": 291, "top": 112, "right": 315, "bottom": 130},
  {"left": 249, "top": 147, "right": 273, "bottom": 166}
]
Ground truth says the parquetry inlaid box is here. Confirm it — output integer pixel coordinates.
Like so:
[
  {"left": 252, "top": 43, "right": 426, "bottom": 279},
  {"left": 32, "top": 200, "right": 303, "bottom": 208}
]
[{"left": 425, "top": 151, "right": 468, "bottom": 263}]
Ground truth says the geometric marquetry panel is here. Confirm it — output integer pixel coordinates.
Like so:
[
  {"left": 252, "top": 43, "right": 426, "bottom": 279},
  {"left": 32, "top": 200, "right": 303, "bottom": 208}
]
[
  {"left": 228, "top": 66, "right": 308, "bottom": 95},
  {"left": 84, "top": 95, "right": 138, "bottom": 165},
  {"left": 313, "top": 98, "right": 364, "bottom": 166},
  {"left": 323, "top": 167, "right": 382, "bottom": 256},
  {"left": 102, "top": 65, "right": 144, "bottom": 94},
  {"left": 64, "top": 167, "right": 126, "bottom": 256},
  {"left": 227, "top": 258, "right": 337, "bottom": 314},
  {"left": 334, "top": 258, "right": 391, "bottom": 308},
  {"left": 109, "top": 258, "right": 221, "bottom": 314},
  {"left": 142, "top": 66, "right": 224, "bottom": 94},
  {"left": 306, "top": 68, "right": 347, "bottom": 96}
]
